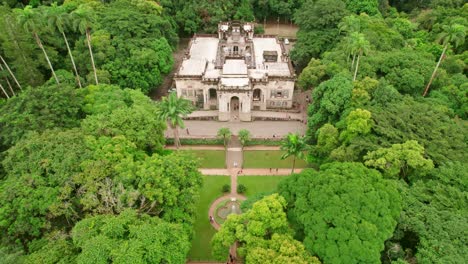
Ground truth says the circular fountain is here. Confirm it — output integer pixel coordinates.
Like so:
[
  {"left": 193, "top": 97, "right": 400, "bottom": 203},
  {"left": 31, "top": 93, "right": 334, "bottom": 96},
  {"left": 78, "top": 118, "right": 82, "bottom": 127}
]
[{"left": 216, "top": 197, "right": 242, "bottom": 223}]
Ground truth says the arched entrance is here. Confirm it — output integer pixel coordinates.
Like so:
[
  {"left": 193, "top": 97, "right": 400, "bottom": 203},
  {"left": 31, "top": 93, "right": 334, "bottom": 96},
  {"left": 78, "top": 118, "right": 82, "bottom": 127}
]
[
  {"left": 253, "top": 89, "right": 261, "bottom": 101},
  {"left": 209, "top": 88, "right": 218, "bottom": 110},
  {"left": 230, "top": 96, "right": 239, "bottom": 121}
]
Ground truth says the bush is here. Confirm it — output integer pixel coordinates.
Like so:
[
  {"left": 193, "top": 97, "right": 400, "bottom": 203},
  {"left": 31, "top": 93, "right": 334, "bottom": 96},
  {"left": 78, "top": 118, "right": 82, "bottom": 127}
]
[
  {"left": 166, "top": 138, "right": 223, "bottom": 145},
  {"left": 222, "top": 184, "right": 230, "bottom": 193},
  {"left": 237, "top": 184, "right": 247, "bottom": 194},
  {"left": 246, "top": 138, "right": 282, "bottom": 146}
]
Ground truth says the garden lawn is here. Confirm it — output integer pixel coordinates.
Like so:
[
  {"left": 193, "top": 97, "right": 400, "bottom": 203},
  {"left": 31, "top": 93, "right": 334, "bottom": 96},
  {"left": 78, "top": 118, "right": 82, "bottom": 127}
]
[
  {"left": 188, "top": 175, "right": 230, "bottom": 261},
  {"left": 242, "top": 150, "right": 307, "bottom": 168},
  {"left": 237, "top": 176, "right": 289, "bottom": 197},
  {"left": 181, "top": 150, "right": 226, "bottom": 168}
]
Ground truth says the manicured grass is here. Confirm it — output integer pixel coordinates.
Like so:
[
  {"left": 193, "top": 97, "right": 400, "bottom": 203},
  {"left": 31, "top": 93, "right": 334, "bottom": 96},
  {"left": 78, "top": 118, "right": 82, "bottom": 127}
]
[
  {"left": 242, "top": 150, "right": 307, "bottom": 169},
  {"left": 181, "top": 150, "right": 226, "bottom": 168},
  {"left": 237, "top": 176, "right": 289, "bottom": 197},
  {"left": 188, "top": 175, "right": 230, "bottom": 261}
]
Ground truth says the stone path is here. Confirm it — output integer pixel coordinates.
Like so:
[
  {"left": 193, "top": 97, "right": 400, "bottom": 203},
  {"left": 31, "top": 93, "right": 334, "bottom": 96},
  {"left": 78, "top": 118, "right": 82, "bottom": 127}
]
[
  {"left": 187, "top": 110, "right": 304, "bottom": 121},
  {"left": 187, "top": 136, "right": 306, "bottom": 263},
  {"left": 200, "top": 168, "right": 301, "bottom": 176}
]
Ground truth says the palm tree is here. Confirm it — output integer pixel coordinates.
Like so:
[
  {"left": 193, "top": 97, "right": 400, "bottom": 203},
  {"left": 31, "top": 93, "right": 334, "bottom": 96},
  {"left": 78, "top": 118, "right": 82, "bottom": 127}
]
[
  {"left": 71, "top": 5, "right": 98, "bottom": 85},
  {"left": 157, "top": 92, "right": 194, "bottom": 149},
  {"left": 15, "top": 6, "right": 60, "bottom": 84},
  {"left": 238, "top": 129, "right": 251, "bottom": 165},
  {"left": 238, "top": 129, "right": 251, "bottom": 151},
  {"left": 47, "top": 3, "right": 82, "bottom": 88},
  {"left": 349, "top": 32, "right": 370, "bottom": 81},
  {"left": 339, "top": 15, "right": 361, "bottom": 70},
  {"left": 338, "top": 15, "right": 361, "bottom": 35},
  {"left": 217, "top": 127, "right": 232, "bottom": 150},
  {"left": 217, "top": 127, "right": 232, "bottom": 168},
  {"left": 280, "top": 133, "right": 308, "bottom": 173},
  {"left": 423, "top": 23, "right": 465, "bottom": 97}
]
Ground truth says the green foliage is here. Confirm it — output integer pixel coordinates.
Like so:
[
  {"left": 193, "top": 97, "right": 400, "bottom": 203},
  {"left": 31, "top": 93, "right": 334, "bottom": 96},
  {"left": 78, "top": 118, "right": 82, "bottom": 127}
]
[
  {"left": 390, "top": 162, "right": 467, "bottom": 263},
  {"left": 212, "top": 194, "right": 318, "bottom": 263},
  {"left": 222, "top": 184, "right": 230, "bottom": 193},
  {"left": 82, "top": 85, "right": 166, "bottom": 152},
  {"left": 24, "top": 232, "right": 77, "bottom": 264},
  {"left": 237, "top": 184, "right": 247, "bottom": 194},
  {"left": 339, "top": 108, "right": 373, "bottom": 143},
  {"left": 345, "top": 0, "right": 380, "bottom": 15},
  {"left": 217, "top": 127, "right": 232, "bottom": 148},
  {"left": 367, "top": 97, "right": 466, "bottom": 165},
  {"left": 279, "top": 162, "right": 402, "bottom": 264},
  {"left": 72, "top": 209, "right": 190, "bottom": 264},
  {"left": 307, "top": 74, "right": 354, "bottom": 136},
  {"left": 0, "top": 129, "right": 89, "bottom": 245},
  {"left": 292, "top": 0, "right": 348, "bottom": 67},
  {"left": 166, "top": 138, "right": 224, "bottom": 145},
  {"left": 297, "top": 59, "right": 329, "bottom": 90},
  {"left": 364, "top": 140, "right": 434, "bottom": 181},
  {"left": 0, "top": 83, "right": 83, "bottom": 146},
  {"left": 0, "top": 5, "right": 44, "bottom": 88},
  {"left": 238, "top": 129, "right": 251, "bottom": 147},
  {"left": 310, "top": 123, "right": 339, "bottom": 163}
]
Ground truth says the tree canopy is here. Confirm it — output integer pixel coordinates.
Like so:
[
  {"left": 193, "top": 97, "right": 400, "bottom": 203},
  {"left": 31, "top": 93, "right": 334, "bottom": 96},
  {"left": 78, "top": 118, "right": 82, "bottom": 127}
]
[{"left": 279, "top": 162, "right": 402, "bottom": 263}]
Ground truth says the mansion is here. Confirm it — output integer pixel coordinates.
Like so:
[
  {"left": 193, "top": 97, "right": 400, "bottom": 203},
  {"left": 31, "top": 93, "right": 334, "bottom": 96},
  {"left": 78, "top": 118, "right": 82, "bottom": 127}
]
[{"left": 174, "top": 21, "right": 295, "bottom": 121}]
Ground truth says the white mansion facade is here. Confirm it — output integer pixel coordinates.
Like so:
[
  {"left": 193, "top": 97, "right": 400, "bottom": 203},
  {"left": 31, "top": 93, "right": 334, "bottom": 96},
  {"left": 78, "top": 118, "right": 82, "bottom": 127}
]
[{"left": 174, "top": 21, "right": 295, "bottom": 121}]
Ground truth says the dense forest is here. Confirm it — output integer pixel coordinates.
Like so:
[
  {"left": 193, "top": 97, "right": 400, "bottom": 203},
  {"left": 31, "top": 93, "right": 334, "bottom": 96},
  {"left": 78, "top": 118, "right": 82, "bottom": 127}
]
[{"left": 0, "top": 0, "right": 466, "bottom": 263}]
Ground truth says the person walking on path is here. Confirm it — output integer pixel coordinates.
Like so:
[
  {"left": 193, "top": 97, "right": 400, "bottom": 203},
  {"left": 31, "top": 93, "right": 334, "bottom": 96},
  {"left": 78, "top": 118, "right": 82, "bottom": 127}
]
[{"left": 186, "top": 128, "right": 189, "bottom": 135}]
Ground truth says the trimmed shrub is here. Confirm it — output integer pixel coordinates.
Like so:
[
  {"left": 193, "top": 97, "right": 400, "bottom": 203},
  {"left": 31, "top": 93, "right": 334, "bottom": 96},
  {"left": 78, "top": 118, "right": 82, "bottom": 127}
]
[
  {"left": 222, "top": 184, "right": 230, "bottom": 193},
  {"left": 237, "top": 184, "right": 247, "bottom": 194}
]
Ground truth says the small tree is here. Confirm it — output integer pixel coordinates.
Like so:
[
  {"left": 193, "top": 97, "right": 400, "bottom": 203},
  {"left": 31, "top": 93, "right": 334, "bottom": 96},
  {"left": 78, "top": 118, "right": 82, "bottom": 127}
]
[
  {"left": 217, "top": 127, "right": 232, "bottom": 150},
  {"left": 238, "top": 129, "right": 251, "bottom": 165},
  {"left": 280, "top": 133, "right": 308, "bottom": 173},
  {"left": 218, "top": 127, "right": 232, "bottom": 168},
  {"left": 238, "top": 129, "right": 251, "bottom": 150},
  {"left": 157, "top": 92, "right": 194, "bottom": 149}
]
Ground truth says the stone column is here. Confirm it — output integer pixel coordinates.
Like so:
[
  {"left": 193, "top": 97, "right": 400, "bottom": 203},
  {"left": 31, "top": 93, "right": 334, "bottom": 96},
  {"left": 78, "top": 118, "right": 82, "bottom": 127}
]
[
  {"left": 239, "top": 93, "right": 252, "bottom": 122},
  {"left": 203, "top": 88, "right": 209, "bottom": 110},
  {"left": 218, "top": 93, "right": 230, "bottom": 121}
]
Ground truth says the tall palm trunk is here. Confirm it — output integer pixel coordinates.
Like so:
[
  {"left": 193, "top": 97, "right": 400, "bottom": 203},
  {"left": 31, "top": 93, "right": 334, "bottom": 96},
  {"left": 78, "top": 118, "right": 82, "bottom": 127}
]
[
  {"left": 353, "top": 50, "right": 361, "bottom": 81},
  {"left": 291, "top": 156, "right": 296, "bottom": 174},
  {"left": 423, "top": 44, "right": 448, "bottom": 97},
  {"left": 0, "top": 55, "right": 21, "bottom": 90},
  {"left": 173, "top": 125, "right": 180, "bottom": 149},
  {"left": 0, "top": 83, "right": 10, "bottom": 98},
  {"left": 61, "top": 31, "right": 82, "bottom": 88},
  {"left": 0, "top": 63, "right": 16, "bottom": 96},
  {"left": 351, "top": 53, "right": 356, "bottom": 71},
  {"left": 224, "top": 136, "right": 228, "bottom": 168},
  {"left": 86, "top": 28, "right": 98, "bottom": 85},
  {"left": 33, "top": 32, "right": 59, "bottom": 84}
]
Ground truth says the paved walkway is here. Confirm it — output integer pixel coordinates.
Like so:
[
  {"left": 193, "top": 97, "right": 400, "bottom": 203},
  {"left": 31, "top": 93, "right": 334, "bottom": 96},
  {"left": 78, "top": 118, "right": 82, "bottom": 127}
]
[
  {"left": 187, "top": 110, "right": 303, "bottom": 121},
  {"left": 200, "top": 168, "right": 301, "bottom": 175},
  {"left": 166, "top": 121, "right": 306, "bottom": 138}
]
